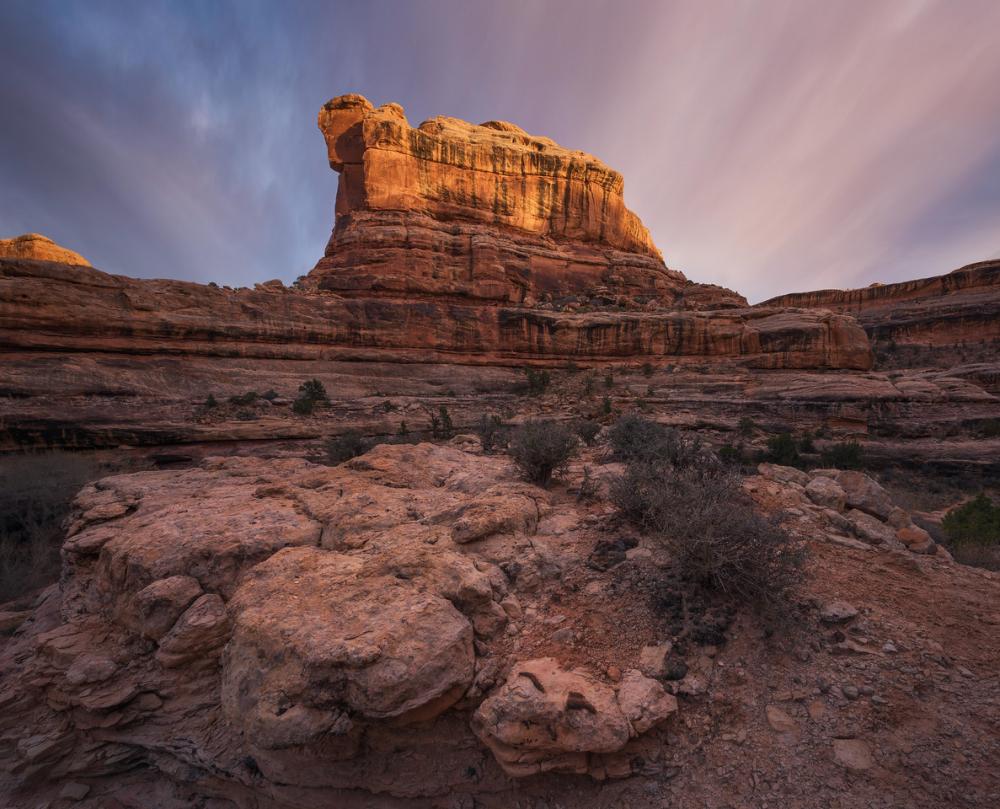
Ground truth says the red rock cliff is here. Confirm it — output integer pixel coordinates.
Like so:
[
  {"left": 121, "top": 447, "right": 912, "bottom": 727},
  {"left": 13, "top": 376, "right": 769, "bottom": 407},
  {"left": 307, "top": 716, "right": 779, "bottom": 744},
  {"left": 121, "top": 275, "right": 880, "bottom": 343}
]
[{"left": 308, "top": 94, "right": 744, "bottom": 310}]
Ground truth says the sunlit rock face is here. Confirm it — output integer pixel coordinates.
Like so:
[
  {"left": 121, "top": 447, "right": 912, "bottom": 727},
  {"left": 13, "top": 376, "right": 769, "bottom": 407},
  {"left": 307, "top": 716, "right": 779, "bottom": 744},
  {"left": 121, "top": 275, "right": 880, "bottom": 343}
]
[
  {"left": 758, "top": 259, "right": 1000, "bottom": 354},
  {"left": 0, "top": 233, "right": 90, "bottom": 266},
  {"left": 308, "top": 94, "right": 740, "bottom": 310}
]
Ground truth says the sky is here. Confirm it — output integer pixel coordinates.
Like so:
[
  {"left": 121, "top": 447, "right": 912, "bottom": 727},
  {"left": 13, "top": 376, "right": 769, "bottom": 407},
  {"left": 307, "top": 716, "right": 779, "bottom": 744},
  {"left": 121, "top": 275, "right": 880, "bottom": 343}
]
[{"left": 1, "top": 0, "right": 999, "bottom": 302}]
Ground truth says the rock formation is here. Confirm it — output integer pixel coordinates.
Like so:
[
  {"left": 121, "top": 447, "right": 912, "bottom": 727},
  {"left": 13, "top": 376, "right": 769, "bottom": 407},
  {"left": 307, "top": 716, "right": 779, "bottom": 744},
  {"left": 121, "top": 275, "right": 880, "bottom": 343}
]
[
  {"left": 309, "top": 94, "right": 717, "bottom": 309},
  {"left": 759, "top": 259, "right": 1000, "bottom": 362},
  {"left": 3, "top": 441, "right": 999, "bottom": 808},
  {"left": 0, "top": 233, "right": 90, "bottom": 266}
]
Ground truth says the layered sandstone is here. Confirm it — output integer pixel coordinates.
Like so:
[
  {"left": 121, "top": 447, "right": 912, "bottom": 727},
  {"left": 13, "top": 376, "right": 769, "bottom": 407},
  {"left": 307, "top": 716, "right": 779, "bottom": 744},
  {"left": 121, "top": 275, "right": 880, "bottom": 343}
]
[
  {"left": 0, "top": 233, "right": 90, "bottom": 266},
  {"left": 309, "top": 94, "right": 742, "bottom": 310},
  {"left": 759, "top": 260, "right": 1000, "bottom": 359}
]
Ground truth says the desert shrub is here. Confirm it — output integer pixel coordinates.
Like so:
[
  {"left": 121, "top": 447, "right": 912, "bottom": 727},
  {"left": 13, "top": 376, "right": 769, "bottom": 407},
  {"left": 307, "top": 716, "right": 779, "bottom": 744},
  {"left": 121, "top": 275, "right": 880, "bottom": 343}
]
[
  {"left": 718, "top": 443, "right": 743, "bottom": 465},
  {"left": 763, "top": 432, "right": 800, "bottom": 466},
  {"left": 397, "top": 420, "right": 409, "bottom": 436},
  {"left": 0, "top": 453, "right": 105, "bottom": 602},
  {"left": 820, "top": 441, "right": 864, "bottom": 470},
  {"left": 798, "top": 432, "right": 816, "bottom": 453},
  {"left": 523, "top": 367, "right": 551, "bottom": 396},
  {"left": 325, "top": 431, "right": 370, "bottom": 464},
  {"left": 573, "top": 418, "right": 602, "bottom": 446},
  {"left": 508, "top": 420, "right": 579, "bottom": 487},
  {"left": 602, "top": 395, "right": 612, "bottom": 415},
  {"left": 604, "top": 371, "right": 614, "bottom": 389},
  {"left": 430, "top": 405, "right": 455, "bottom": 439},
  {"left": 738, "top": 416, "right": 756, "bottom": 437},
  {"left": 299, "top": 379, "right": 329, "bottom": 404},
  {"left": 642, "top": 362, "right": 654, "bottom": 377},
  {"left": 293, "top": 379, "right": 329, "bottom": 415},
  {"left": 204, "top": 394, "right": 218, "bottom": 409},
  {"left": 608, "top": 415, "right": 715, "bottom": 469},
  {"left": 228, "top": 391, "right": 259, "bottom": 406},
  {"left": 261, "top": 389, "right": 279, "bottom": 401},
  {"left": 942, "top": 494, "right": 1000, "bottom": 547},
  {"left": 477, "top": 414, "right": 508, "bottom": 453},
  {"left": 611, "top": 460, "right": 805, "bottom": 609},
  {"left": 576, "top": 465, "right": 598, "bottom": 502},
  {"left": 584, "top": 374, "right": 595, "bottom": 396}
]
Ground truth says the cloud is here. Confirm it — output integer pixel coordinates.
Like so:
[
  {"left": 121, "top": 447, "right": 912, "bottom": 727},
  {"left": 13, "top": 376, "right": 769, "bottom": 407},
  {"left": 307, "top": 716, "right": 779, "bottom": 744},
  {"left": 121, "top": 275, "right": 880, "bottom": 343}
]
[{"left": 1, "top": 0, "right": 998, "bottom": 301}]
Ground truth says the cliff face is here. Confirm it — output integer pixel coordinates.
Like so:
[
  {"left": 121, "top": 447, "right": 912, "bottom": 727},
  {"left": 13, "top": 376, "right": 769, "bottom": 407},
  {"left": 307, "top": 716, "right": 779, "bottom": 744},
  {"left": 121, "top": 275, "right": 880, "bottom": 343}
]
[
  {"left": 0, "top": 258, "right": 867, "bottom": 368},
  {"left": 758, "top": 260, "right": 1000, "bottom": 354},
  {"left": 309, "top": 94, "right": 742, "bottom": 310}
]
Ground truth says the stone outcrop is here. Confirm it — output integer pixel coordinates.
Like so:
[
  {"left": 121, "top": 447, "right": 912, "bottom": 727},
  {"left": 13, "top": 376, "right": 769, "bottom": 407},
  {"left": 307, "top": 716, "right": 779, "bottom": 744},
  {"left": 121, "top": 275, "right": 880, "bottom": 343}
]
[
  {"left": 472, "top": 658, "right": 676, "bottom": 777},
  {"left": 310, "top": 94, "right": 712, "bottom": 309},
  {"left": 4, "top": 442, "right": 1000, "bottom": 807},
  {"left": 759, "top": 260, "right": 1000, "bottom": 360},
  {"left": 0, "top": 233, "right": 90, "bottom": 266},
  {"left": 0, "top": 256, "right": 871, "bottom": 368},
  {"left": 0, "top": 443, "right": 681, "bottom": 805}
]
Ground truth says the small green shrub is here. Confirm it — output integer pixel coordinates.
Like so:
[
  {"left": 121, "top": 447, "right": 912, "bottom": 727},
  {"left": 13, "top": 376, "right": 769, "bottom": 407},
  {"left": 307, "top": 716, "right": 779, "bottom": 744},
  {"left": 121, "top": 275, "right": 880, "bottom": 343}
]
[
  {"left": 325, "top": 431, "right": 370, "bottom": 465},
  {"left": 298, "top": 379, "right": 329, "bottom": 404},
  {"left": 604, "top": 371, "right": 614, "bottom": 389},
  {"left": 477, "top": 414, "right": 507, "bottom": 453},
  {"left": 523, "top": 367, "right": 551, "bottom": 396},
  {"left": 204, "top": 394, "right": 218, "bottom": 409},
  {"left": 738, "top": 416, "right": 756, "bottom": 437},
  {"left": 573, "top": 419, "right": 602, "bottom": 446},
  {"left": 397, "top": 420, "right": 409, "bottom": 436},
  {"left": 820, "top": 441, "right": 864, "bottom": 470},
  {"left": 261, "top": 389, "right": 279, "bottom": 401},
  {"left": 718, "top": 443, "right": 743, "bottom": 465},
  {"left": 642, "top": 362, "right": 654, "bottom": 377},
  {"left": 430, "top": 406, "right": 455, "bottom": 439},
  {"left": 509, "top": 420, "right": 579, "bottom": 487},
  {"left": 763, "top": 432, "right": 800, "bottom": 466},
  {"left": 602, "top": 395, "right": 612, "bottom": 415},
  {"left": 798, "top": 432, "right": 816, "bottom": 453},
  {"left": 228, "top": 391, "right": 258, "bottom": 406},
  {"left": 942, "top": 493, "right": 1000, "bottom": 547},
  {"left": 292, "top": 396, "right": 314, "bottom": 415}
]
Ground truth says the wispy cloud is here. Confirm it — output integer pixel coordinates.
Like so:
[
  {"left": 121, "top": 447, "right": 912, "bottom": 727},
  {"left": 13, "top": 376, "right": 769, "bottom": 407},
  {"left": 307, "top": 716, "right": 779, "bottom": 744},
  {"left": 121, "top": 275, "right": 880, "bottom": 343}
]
[{"left": 1, "top": 0, "right": 998, "bottom": 300}]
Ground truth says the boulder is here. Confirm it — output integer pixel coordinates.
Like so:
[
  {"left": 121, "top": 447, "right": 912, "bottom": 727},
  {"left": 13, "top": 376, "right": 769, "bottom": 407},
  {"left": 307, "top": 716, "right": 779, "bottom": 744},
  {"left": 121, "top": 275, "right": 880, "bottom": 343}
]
[
  {"left": 846, "top": 509, "right": 898, "bottom": 546},
  {"left": 615, "top": 670, "right": 678, "bottom": 735},
  {"left": 757, "top": 464, "right": 810, "bottom": 487},
  {"left": 805, "top": 476, "right": 847, "bottom": 511},
  {"left": 471, "top": 658, "right": 632, "bottom": 777},
  {"left": 826, "top": 471, "right": 894, "bottom": 521},
  {"left": 222, "top": 546, "right": 475, "bottom": 747}
]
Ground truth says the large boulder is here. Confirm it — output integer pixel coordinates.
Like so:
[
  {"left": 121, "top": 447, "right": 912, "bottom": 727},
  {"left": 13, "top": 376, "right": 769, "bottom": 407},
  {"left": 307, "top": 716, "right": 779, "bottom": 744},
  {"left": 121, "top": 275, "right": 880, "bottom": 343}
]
[
  {"left": 472, "top": 658, "right": 676, "bottom": 778},
  {"left": 222, "top": 545, "right": 476, "bottom": 748}
]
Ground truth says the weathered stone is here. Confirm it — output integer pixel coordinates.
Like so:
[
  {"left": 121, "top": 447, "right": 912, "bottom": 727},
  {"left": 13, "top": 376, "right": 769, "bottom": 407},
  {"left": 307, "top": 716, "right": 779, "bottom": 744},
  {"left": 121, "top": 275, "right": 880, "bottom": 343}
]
[
  {"left": 615, "top": 670, "right": 678, "bottom": 735},
  {"left": 832, "top": 738, "right": 875, "bottom": 771},
  {"left": 155, "top": 594, "right": 231, "bottom": 668},
  {"left": 129, "top": 575, "right": 203, "bottom": 640},
  {"left": 471, "top": 658, "right": 633, "bottom": 777},
  {"left": 820, "top": 601, "right": 859, "bottom": 625},
  {"left": 765, "top": 704, "right": 798, "bottom": 733},
  {"left": 805, "top": 476, "right": 847, "bottom": 511}
]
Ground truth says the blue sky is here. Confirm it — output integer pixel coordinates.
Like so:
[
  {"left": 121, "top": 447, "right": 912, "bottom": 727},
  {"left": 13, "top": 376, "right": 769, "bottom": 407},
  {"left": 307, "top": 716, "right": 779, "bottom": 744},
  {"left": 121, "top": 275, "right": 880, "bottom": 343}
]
[{"left": 2, "top": 0, "right": 998, "bottom": 301}]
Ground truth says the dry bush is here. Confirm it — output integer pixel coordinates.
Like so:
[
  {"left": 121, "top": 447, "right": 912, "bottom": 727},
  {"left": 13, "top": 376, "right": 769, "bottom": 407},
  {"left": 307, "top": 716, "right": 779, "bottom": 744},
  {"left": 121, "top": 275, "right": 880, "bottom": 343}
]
[
  {"left": 611, "top": 439, "right": 806, "bottom": 612},
  {"left": 509, "top": 420, "right": 578, "bottom": 487},
  {"left": 0, "top": 453, "right": 103, "bottom": 603}
]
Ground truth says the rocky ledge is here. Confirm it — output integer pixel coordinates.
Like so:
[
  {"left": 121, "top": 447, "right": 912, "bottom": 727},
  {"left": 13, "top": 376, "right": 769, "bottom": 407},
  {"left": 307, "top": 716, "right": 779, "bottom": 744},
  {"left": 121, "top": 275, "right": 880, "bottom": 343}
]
[{"left": 2, "top": 441, "right": 999, "bottom": 808}]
